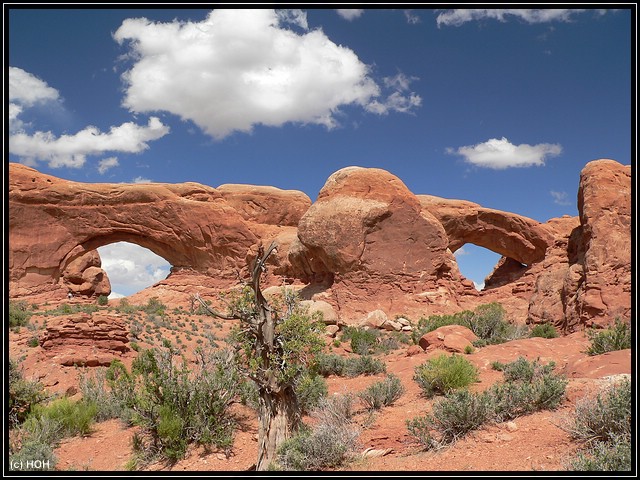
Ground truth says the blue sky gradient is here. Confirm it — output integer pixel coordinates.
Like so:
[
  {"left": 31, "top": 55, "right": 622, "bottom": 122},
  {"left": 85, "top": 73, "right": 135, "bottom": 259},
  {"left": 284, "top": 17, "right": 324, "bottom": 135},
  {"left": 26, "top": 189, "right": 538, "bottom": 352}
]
[{"left": 7, "top": 7, "right": 633, "bottom": 296}]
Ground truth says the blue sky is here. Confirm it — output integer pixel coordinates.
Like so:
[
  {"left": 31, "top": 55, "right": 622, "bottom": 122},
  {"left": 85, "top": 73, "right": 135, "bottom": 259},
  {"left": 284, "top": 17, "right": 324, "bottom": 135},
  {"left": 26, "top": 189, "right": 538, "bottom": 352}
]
[{"left": 7, "top": 7, "right": 633, "bottom": 297}]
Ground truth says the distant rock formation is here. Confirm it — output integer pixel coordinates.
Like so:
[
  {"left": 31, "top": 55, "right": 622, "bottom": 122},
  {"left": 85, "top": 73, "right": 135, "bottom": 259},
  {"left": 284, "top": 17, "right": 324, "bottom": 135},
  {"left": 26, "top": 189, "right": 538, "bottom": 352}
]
[{"left": 8, "top": 159, "right": 631, "bottom": 330}]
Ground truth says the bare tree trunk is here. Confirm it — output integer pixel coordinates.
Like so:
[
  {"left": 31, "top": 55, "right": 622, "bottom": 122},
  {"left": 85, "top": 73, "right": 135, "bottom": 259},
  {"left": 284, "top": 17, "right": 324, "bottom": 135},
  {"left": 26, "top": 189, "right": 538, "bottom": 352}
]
[{"left": 255, "top": 385, "right": 300, "bottom": 471}]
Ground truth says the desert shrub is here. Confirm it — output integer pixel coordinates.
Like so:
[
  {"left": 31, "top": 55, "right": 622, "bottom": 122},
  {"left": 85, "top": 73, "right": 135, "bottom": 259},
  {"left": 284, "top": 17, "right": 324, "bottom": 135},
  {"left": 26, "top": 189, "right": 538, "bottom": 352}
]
[
  {"left": 9, "top": 437, "right": 57, "bottom": 471},
  {"left": 78, "top": 367, "right": 123, "bottom": 422},
  {"left": 25, "top": 397, "right": 97, "bottom": 440},
  {"left": 296, "top": 372, "right": 328, "bottom": 415},
  {"left": 9, "top": 301, "right": 32, "bottom": 328},
  {"left": 358, "top": 374, "right": 405, "bottom": 411},
  {"left": 27, "top": 336, "right": 39, "bottom": 348},
  {"left": 567, "top": 377, "right": 631, "bottom": 444},
  {"left": 408, "top": 358, "right": 567, "bottom": 450},
  {"left": 9, "top": 358, "right": 47, "bottom": 428},
  {"left": 343, "top": 355, "right": 386, "bottom": 377},
  {"left": 97, "top": 295, "right": 109, "bottom": 306},
  {"left": 141, "top": 297, "right": 167, "bottom": 316},
  {"left": 115, "top": 298, "right": 138, "bottom": 314},
  {"left": 275, "top": 394, "right": 359, "bottom": 471},
  {"left": 586, "top": 319, "right": 631, "bottom": 356},
  {"left": 341, "top": 326, "right": 380, "bottom": 355},
  {"left": 313, "top": 353, "right": 346, "bottom": 376},
  {"left": 411, "top": 311, "right": 470, "bottom": 343},
  {"left": 566, "top": 434, "right": 631, "bottom": 471},
  {"left": 108, "top": 344, "right": 240, "bottom": 465},
  {"left": 413, "top": 354, "right": 479, "bottom": 398},
  {"left": 491, "top": 357, "right": 556, "bottom": 383},
  {"left": 529, "top": 323, "right": 559, "bottom": 338}
]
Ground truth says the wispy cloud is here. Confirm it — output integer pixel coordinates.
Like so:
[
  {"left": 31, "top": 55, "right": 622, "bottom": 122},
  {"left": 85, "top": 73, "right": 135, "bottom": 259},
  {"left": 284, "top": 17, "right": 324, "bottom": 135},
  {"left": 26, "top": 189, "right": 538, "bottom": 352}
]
[
  {"left": 114, "top": 9, "right": 421, "bottom": 140},
  {"left": 454, "top": 246, "right": 469, "bottom": 257},
  {"left": 550, "top": 190, "right": 573, "bottom": 206},
  {"left": 435, "top": 9, "right": 611, "bottom": 27},
  {"left": 131, "top": 176, "right": 152, "bottom": 184},
  {"left": 404, "top": 10, "right": 421, "bottom": 24},
  {"left": 336, "top": 9, "right": 364, "bottom": 21},
  {"left": 98, "top": 157, "right": 120, "bottom": 174},
  {"left": 447, "top": 137, "right": 562, "bottom": 169}
]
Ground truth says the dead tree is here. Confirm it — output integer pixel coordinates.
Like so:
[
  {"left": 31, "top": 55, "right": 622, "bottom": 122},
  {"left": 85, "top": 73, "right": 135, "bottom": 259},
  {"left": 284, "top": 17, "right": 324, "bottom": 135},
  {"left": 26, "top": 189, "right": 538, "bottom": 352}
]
[{"left": 194, "top": 241, "right": 318, "bottom": 470}]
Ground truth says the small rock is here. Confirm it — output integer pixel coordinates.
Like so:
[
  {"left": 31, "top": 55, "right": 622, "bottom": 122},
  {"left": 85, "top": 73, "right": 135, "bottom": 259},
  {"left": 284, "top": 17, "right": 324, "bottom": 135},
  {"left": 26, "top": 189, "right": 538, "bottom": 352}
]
[{"left": 505, "top": 421, "right": 518, "bottom": 432}]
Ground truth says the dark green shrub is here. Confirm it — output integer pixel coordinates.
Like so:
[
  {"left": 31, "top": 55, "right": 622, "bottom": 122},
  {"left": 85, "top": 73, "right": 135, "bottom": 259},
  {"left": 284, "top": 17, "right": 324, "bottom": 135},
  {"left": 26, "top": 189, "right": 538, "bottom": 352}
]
[
  {"left": 358, "top": 374, "right": 405, "bottom": 411},
  {"left": 9, "top": 301, "right": 32, "bottom": 328},
  {"left": 97, "top": 295, "right": 109, "bottom": 306},
  {"left": 27, "top": 336, "right": 39, "bottom": 348},
  {"left": 9, "top": 358, "right": 47, "bottom": 427},
  {"left": 313, "top": 353, "right": 346, "bottom": 377},
  {"left": 530, "top": 323, "right": 559, "bottom": 338},
  {"left": 296, "top": 372, "right": 328, "bottom": 415},
  {"left": 341, "top": 327, "right": 380, "bottom": 355},
  {"left": 586, "top": 319, "right": 631, "bottom": 356},
  {"left": 343, "top": 355, "right": 386, "bottom": 377},
  {"left": 413, "top": 354, "right": 479, "bottom": 398},
  {"left": 492, "top": 357, "right": 556, "bottom": 383}
]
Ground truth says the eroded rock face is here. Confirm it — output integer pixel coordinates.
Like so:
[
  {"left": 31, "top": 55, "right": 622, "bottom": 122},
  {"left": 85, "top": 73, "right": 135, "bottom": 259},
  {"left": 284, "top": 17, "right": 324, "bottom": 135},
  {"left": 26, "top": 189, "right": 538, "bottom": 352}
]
[
  {"left": 61, "top": 250, "right": 111, "bottom": 297},
  {"left": 576, "top": 159, "right": 631, "bottom": 327},
  {"left": 39, "top": 312, "right": 130, "bottom": 366}
]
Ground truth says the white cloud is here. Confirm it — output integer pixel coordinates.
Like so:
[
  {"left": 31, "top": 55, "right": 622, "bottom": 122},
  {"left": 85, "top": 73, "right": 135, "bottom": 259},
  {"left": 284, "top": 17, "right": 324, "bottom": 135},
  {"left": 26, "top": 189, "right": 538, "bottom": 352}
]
[
  {"left": 114, "top": 9, "right": 420, "bottom": 139},
  {"left": 550, "top": 190, "right": 573, "bottom": 206},
  {"left": 365, "top": 73, "right": 422, "bottom": 115},
  {"left": 9, "top": 67, "right": 60, "bottom": 106},
  {"left": 98, "top": 156, "right": 120, "bottom": 174},
  {"left": 98, "top": 242, "right": 171, "bottom": 296},
  {"left": 9, "top": 117, "right": 169, "bottom": 168},
  {"left": 436, "top": 9, "right": 590, "bottom": 27},
  {"left": 473, "top": 281, "right": 485, "bottom": 291},
  {"left": 336, "top": 9, "right": 364, "bottom": 21},
  {"left": 454, "top": 247, "right": 469, "bottom": 257},
  {"left": 447, "top": 137, "right": 562, "bottom": 169},
  {"left": 276, "top": 9, "right": 308, "bottom": 29}
]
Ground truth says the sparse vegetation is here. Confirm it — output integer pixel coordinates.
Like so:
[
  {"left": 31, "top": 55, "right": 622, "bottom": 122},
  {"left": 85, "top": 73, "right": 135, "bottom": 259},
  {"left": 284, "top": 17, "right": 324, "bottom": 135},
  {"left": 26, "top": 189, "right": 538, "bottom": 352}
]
[
  {"left": 408, "top": 357, "right": 567, "bottom": 450},
  {"left": 564, "top": 377, "right": 631, "bottom": 471},
  {"left": 586, "top": 319, "right": 631, "bottom": 356},
  {"left": 358, "top": 374, "right": 405, "bottom": 411},
  {"left": 9, "top": 358, "right": 47, "bottom": 428},
  {"left": 9, "top": 300, "right": 32, "bottom": 328},
  {"left": 529, "top": 323, "right": 559, "bottom": 339},
  {"left": 413, "top": 354, "right": 479, "bottom": 398}
]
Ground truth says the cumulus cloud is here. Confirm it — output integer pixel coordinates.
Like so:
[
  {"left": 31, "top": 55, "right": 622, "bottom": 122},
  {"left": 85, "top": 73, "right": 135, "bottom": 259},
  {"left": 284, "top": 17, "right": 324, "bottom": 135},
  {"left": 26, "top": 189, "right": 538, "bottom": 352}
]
[
  {"left": 114, "top": 9, "right": 421, "bottom": 139},
  {"left": 550, "top": 190, "right": 573, "bottom": 206},
  {"left": 447, "top": 137, "right": 562, "bottom": 169},
  {"left": 9, "top": 117, "right": 169, "bottom": 168},
  {"left": 9, "top": 66, "right": 170, "bottom": 168},
  {"left": 436, "top": 9, "right": 592, "bottom": 27},
  {"left": 365, "top": 73, "right": 422, "bottom": 114},
  {"left": 336, "top": 9, "right": 364, "bottom": 21},
  {"left": 9, "top": 67, "right": 60, "bottom": 106},
  {"left": 98, "top": 242, "right": 171, "bottom": 297},
  {"left": 131, "top": 176, "right": 152, "bottom": 183},
  {"left": 98, "top": 157, "right": 120, "bottom": 174}
]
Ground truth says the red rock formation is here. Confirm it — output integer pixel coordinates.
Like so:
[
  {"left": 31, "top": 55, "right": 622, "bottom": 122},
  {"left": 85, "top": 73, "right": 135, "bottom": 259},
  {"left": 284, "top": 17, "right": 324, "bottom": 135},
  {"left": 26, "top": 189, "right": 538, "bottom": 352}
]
[
  {"left": 61, "top": 250, "right": 111, "bottom": 298},
  {"left": 39, "top": 312, "right": 130, "bottom": 366},
  {"left": 575, "top": 159, "right": 631, "bottom": 327}
]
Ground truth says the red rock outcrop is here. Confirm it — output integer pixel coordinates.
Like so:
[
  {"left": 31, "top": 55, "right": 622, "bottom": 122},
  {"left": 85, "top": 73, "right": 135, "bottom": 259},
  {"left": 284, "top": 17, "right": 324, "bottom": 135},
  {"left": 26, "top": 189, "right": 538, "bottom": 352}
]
[
  {"left": 575, "top": 159, "right": 631, "bottom": 327},
  {"left": 39, "top": 312, "right": 130, "bottom": 366},
  {"left": 61, "top": 250, "right": 111, "bottom": 298}
]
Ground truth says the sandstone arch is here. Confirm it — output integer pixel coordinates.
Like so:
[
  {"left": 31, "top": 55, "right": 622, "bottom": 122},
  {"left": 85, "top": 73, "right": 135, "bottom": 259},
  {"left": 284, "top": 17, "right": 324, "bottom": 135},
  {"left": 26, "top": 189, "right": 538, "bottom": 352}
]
[
  {"left": 418, "top": 195, "right": 554, "bottom": 266},
  {"left": 8, "top": 163, "right": 310, "bottom": 299}
]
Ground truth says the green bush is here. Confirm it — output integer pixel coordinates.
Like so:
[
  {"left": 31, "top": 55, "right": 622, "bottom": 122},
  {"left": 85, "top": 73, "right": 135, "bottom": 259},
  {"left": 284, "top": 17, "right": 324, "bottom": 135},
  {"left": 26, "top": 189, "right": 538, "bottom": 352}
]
[
  {"left": 313, "top": 353, "right": 346, "bottom": 377},
  {"left": 78, "top": 367, "right": 124, "bottom": 422},
  {"left": 26, "top": 397, "right": 97, "bottom": 439},
  {"left": 341, "top": 327, "right": 380, "bottom": 355},
  {"left": 9, "top": 438, "right": 57, "bottom": 471},
  {"left": 566, "top": 434, "right": 631, "bottom": 471},
  {"left": 343, "top": 355, "right": 387, "bottom": 378},
  {"left": 9, "top": 358, "right": 47, "bottom": 427},
  {"left": 586, "top": 319, "right": 631, "bottom": 356},
  {"left": 142, "top": 297, "right": 167, "bottom": 316},
  {"left": 296, "top": 372, "right": 328, "bottom": 415},
  {"left": 407, "top": 358, "right": 567, "bottom": 450},
  {"left": 413, "top": 354, "right": 479, "bottom": 398},
  {"left": 492, "top": 357, "right": 556, "bottom": 383},
  {"left": 358, "top": 374, "right": 405, "bottom": 411},
  {"left": 97, "top": 295, "right": 109, "bottom": 306},
  {"left": 108, "top": 345, "right": 240, "bottom": 465},
  {"left": 9, "top": 301, "right": 32, "bottom": 328},
  {"left": 530, "top": 323, "right": 559, "bottom": 339}
]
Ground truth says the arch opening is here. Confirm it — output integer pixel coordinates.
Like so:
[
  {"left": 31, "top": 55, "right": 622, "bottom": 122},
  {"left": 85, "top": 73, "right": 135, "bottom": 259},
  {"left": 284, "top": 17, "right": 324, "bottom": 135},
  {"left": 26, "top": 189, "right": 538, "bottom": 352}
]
[
  {"left": 97, "top": 241, "right": 172, "bottom": 299},
  {"left": 453, "top": 243, "right": 525, "bottom": 291}
]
